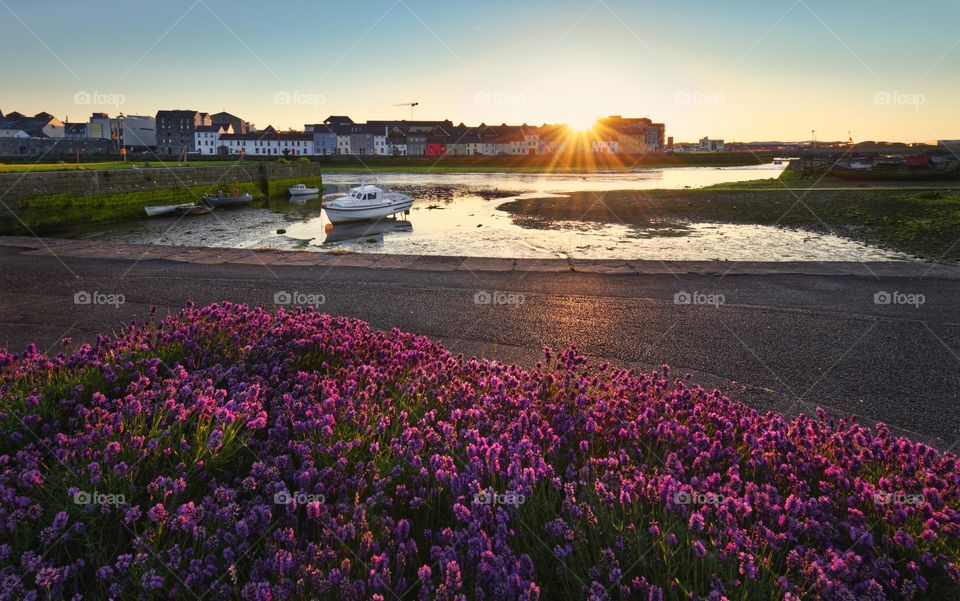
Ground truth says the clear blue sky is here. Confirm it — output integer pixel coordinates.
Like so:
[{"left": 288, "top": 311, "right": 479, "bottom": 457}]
[{"left": 2, "top": 0, "right": 958, "bottom": 141}]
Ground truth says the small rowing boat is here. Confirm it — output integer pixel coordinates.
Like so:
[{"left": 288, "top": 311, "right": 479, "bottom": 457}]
[
  {"left": 145, "top": 203, "right": 195, "bottom": 217},
  {"left": 201, "top": 191, "right": 254, "bottom": 207}
]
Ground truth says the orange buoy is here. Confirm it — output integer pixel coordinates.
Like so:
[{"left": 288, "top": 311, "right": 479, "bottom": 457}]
[{"left": 324, "top": 223, "right": 334, "bottom": 234}]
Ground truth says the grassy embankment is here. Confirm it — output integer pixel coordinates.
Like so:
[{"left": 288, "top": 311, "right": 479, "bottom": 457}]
[
  {"left": 0, "top": 152, "right": 774, "bottom": 174},
  {"left": 0, "top": 175, "right": 322, "bottom": 234},
  {"left": 704, "top": 168, "right": 960, "bottom": 191},
  {"left": 500, "top": 169, "right": 960, "bottom": 260}
]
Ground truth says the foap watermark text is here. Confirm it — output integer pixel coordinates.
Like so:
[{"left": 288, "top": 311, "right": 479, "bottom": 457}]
[
  {"left": 674, "top": 290, "right": 725, "bottom": 308},
  {"left": 74, "top": 291, "right": 125, "bottom": 308},
  {"left": 474, "top": 290, "right": 525, "bottom": 306},
  {"left": 874, "top": 290, "right": 924, "bottom": 308},
  {"left": 274, "top": 290, "right": 326, "bottom": 308}
]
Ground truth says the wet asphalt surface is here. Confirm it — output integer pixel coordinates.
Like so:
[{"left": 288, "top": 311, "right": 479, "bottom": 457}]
[{"left": 0, "top": 244, "right": 958, "bottom": 450}]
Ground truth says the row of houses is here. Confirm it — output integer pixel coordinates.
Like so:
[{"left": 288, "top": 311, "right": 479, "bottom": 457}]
[
  {"left": 191, "top": 114, "right": 667, "bottom": 158},
  {"left": 0, "top": 110, "right": 160, "bottom": 149},
  {"left": 1, "top": 107, "right": 668, "bottom": 158},
  {"left": 189, "top": 117, "right": 559, "bottom": 158},
  {"left": 0, "top": 109, "right": 252, "bottom": 156},
  {"left": 0, "top": 110, "right": 118, "bottom": 156}
]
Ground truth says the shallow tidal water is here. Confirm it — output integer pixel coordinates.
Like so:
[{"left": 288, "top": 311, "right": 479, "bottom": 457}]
[{"left": 58, "top": 165, "right": 914, "bottom": 261}]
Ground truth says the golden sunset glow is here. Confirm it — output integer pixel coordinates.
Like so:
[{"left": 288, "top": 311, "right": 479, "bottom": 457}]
[{"left": 565, "top": 116, "right": 597, "bottom": 133}]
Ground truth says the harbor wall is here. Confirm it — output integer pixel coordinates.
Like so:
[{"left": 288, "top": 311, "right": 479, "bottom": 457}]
[
  {"left": 0, "top": 162, "right": 322, "bottom": 234},
  {"left": 0, "top": 162, "right": 321, "bottom": 203}
]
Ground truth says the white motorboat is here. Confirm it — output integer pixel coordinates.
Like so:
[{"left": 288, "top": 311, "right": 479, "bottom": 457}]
[
  {"left": 322, "top": 182, "right": 414, "bottom": 224},
  {"left": 289, "top": 183, "right": 320, "bottom": 196}
]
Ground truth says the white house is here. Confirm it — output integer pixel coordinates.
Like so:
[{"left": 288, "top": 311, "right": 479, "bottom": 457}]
[
  {"left": 218, "top": 128, "right": 314, "bottom": 156},
  {"left": 337, "top": 134, "right": 351, "bottom": 155},
  {"left": 374, "top": 134, "right": 388, "bottom": 156},
  {"left": 591, "top": 140, "right": 619, "bottom": 153},
  {"left": 387, "top": 139, "right": 407, "bottom": 156},
  {"left": 277, "top": 133, "right": 314, "bottom": 156},
  {"left": 523, "top": 132, "right": 540, "bottom": 154},
  {"left": 194, "top": 124, "right": 233, "bottom": 155}
]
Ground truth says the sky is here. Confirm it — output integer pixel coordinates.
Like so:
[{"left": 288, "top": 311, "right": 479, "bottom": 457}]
[{"left": 1, "top": 0, "right": 958, "bottom": 142}]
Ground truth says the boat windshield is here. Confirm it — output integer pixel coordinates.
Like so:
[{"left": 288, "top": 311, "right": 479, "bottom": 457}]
[{"left": 347, "top": 187, "right": 381, "bottom": 202}]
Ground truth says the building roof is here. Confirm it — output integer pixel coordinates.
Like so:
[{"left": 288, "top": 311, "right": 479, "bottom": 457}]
[
  {"left": 448, "top": 133, "right": 482, "bottom": 145},
  {"left": 211, "top": 111, "right": 244, "bottom": 121},
  {"left": 341, "top": 124, "right": 381, "bottom": 135},
  {"left": 156, "top": 110, "right": 202, "bottom": 119},
  {"left": 305, "top": 123, "right": 343, "bottom": 136},
  {"left": 196, "top": 125, "right": 227, "bottom": 133},
  {"left": 366, "top": 119, "right": 454, "bottom": 128},
  {"left": 0, "top": 110, "right": 61, "bottom": 138},
  {"left": 324, "top": 115, "right": 354, "bottom": 125}
]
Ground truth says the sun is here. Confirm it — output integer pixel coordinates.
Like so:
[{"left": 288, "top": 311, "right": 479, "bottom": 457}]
[{"left": 566, "top": 116, "right": 597, "bottom": 132}]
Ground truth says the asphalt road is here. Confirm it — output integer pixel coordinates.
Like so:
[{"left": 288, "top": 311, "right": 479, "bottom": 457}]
[{"left": 1, "top": 239, "right": 958, "bottom": 450}]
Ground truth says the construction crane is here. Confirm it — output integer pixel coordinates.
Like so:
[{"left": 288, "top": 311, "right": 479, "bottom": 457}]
[{"left": 393, "top": 102, "right": 419, "bottom": 120}]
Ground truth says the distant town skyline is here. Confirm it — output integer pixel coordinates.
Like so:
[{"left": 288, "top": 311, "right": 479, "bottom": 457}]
[{"left": 3, "top": 0, "right": 959, "bottom": 142}]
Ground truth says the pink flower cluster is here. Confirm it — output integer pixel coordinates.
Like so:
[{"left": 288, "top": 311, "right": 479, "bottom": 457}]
[{"left": 0, "top": 302, "right": 957, "bottom": 600}]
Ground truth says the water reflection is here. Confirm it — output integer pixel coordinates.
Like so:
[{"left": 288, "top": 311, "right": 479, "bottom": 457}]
[
  {"left": 46, "top": 165, "right": 916, "bottom": 261},
  {"left": 322, "top": 220, "right": 413, "bottom": 245},
  {"left": 287, "top": 193, "right": 318, "bottom": 206}
]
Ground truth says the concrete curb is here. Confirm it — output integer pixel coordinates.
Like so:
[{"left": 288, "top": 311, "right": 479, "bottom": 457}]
[{"left": 2, "top": 235, "right": 959, "bottom": 278}]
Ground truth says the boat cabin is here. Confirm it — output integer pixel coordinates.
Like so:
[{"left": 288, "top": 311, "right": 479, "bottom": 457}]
[{"left": 348, "top": 185, "right": 383, "bottom": 202}]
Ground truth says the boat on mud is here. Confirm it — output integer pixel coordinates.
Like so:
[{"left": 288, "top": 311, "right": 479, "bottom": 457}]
[
  {"left": 322, "top": 181, "right": 414, "bottom": 224},
  {"left": 145, "top": 203, "right": 213, "bottom": 217},
  {"left": 289, "top": 183, "right": 320, "bottom": 196},
  {"left": 201, "top": 191, "right": 254, "bottom": 207},
  {"left": 145, "top": 203, "right": 190, "bottom": 217}
]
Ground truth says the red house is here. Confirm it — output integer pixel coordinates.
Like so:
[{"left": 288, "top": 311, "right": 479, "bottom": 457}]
[{"left": 426, "top": 138, "right": 447, "bottom": 157}]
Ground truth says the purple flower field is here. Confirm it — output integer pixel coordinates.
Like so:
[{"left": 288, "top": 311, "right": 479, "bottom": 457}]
[{"left": 1, "top": 302, "right": 958, "bottom": 600}]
